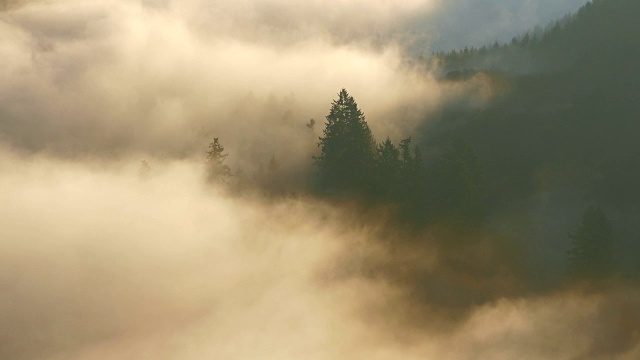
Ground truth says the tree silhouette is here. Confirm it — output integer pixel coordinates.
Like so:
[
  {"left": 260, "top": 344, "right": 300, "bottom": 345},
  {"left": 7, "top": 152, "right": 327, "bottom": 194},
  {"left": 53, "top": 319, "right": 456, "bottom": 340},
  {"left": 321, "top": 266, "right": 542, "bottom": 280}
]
[
  {"left": 396, "top": 137, "right": 427, "bottom": 216},
  {"left": 399, "top": 137, "right": 425, "bottom": 184},
  {"left": 206, "top": 137, "right": 231, "bottom": 182},
  {"left": 375, "top": 137, "right": 401, "bottom": 199},
  {"left": 567, "top": 206, "right": 615, "bottom": 279},
  {"left": 314, "top": 89, "right": 376, "bottom": 194}
]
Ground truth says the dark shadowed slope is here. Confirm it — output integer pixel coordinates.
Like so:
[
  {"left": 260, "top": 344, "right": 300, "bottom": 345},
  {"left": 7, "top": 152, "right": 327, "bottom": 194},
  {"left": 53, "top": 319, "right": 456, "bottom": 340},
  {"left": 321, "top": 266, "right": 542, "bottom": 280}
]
[{"left": 420, "top": 0, "right": 640, "bottom": 282}]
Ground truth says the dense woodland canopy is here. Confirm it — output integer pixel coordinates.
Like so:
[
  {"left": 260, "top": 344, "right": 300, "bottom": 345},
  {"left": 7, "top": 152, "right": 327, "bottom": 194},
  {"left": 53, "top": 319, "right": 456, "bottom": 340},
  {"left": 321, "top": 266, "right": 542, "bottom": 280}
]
[{"left": 309, "top": 89, "right": 486, "bottom": 231}]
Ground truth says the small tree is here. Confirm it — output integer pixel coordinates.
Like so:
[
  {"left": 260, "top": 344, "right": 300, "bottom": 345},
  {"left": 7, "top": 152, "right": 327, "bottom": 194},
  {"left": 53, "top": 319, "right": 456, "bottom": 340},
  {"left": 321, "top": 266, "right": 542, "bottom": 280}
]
[
  {"left": 206, "top": 137, "right": 231, "bottom": 182},
  {"left": 567, "top": 206, "right": 615, "bottom": 279}
]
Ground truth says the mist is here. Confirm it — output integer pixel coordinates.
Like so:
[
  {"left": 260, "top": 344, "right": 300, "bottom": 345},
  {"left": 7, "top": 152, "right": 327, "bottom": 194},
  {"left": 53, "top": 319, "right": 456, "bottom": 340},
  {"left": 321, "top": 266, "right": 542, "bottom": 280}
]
[
  {"left": 1, "top": 151, "right": 638, "bottom": 360},
  {"left": 2, "top": 0, "right": 639, "bottom": 359},
  {"left": 0, "top": 0, "right": 443, "bottom": 162}
]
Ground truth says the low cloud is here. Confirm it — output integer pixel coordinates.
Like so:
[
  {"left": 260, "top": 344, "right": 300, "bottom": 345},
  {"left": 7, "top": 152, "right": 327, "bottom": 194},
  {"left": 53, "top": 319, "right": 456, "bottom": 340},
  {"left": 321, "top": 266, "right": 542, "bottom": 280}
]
[
  {"left": 1, "top": 152, "right": 638, "bottom": 360},
  {"left": 0, "top": 0, "right": 442, "bottom": 164}
]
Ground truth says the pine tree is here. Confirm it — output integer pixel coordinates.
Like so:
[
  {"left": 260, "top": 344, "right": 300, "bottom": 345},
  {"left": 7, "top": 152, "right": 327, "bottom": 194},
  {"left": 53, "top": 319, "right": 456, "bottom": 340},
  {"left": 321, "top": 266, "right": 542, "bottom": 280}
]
[
  {"left": 398, "top": 138, "right": 425, "bottom": 186},
  {"left": 399, "top": 137, "right": 417, "bottom": 171},
  {"left": 375, "top": 137, "right": 401, "bottom": 199},
  {"left": 567, "top": 206, "right": 615, "bottom": 279},
  {"left": 396, "top": 137, "right": 428, "bottom": 218},
  {"left": 206, "top": 137, "right": 231, "bottom": 182},
  {"left": 314, "top": 89, "right": 376, "bottom": 194}
]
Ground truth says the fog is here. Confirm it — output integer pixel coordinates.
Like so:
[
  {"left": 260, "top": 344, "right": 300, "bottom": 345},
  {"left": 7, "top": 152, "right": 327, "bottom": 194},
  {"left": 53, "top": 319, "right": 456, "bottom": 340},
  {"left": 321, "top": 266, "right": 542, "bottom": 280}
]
[
  {"left": 0, "top": 0, "right": 444, "bottom": 163},
  {"left": 1, "top": 152, "right": 638, "bottom": 360},
  {"left": 0, "top": 0, "right": 567, "bottom": 163},
  {"left": 2, "top": 0, "right": 639, "bottom": 359}
]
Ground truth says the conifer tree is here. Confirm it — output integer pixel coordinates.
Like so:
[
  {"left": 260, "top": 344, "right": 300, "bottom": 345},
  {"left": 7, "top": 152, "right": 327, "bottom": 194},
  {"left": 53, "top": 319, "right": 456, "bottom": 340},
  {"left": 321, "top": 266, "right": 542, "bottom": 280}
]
[
  {"left": 206, "top": 137, "right": 231, "bottom": 182},
  {"left": 395, "top": 137, "right": 428, "bottom": 217},
  {"left": 375, "top": 137, "right": 401, "bottom": 199},
  {"left": 399, "top": 137, "right": 417, "bottom": 172},
  {"left": 314, "top": 89, "right": 376, "bottom": 194}
]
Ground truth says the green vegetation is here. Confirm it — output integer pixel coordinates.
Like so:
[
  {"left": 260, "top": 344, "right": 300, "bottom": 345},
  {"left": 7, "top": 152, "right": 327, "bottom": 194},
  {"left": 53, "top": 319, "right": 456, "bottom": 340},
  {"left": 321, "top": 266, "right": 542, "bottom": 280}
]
[
  {"left": 434, "top": 0, "right": 640, "bottom": 75},
  {"left": 209, "top": 0, "right": 640, "bottom": 286},
  {"left": 312, "top": 0, "right": 639, "bottom": 283},
  {"left": 314, "top": 89, "right": 376, "bottom": 195},
  {"left": 311, "top": 89, "right": 486, "bottom": 229},
  {"left": 420, "top": 0, "right": 640, "bottom": 280}
]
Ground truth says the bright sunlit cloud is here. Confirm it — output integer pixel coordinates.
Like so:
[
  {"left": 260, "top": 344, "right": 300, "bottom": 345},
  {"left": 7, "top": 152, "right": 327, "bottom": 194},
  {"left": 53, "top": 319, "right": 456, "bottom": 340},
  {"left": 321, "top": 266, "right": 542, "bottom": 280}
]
[{"left": 0, "top": 0, "right": 443, "bottom": 163}]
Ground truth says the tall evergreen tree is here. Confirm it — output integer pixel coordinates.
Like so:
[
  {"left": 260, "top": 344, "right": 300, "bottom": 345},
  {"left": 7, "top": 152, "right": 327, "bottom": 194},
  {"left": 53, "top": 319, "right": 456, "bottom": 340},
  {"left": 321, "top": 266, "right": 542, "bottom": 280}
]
[
  {"left": 567, "top": 206, "right": 615, "bottom": 279},
  {"left": 314, "top": 89, "right": 376, "bottom": 194}
]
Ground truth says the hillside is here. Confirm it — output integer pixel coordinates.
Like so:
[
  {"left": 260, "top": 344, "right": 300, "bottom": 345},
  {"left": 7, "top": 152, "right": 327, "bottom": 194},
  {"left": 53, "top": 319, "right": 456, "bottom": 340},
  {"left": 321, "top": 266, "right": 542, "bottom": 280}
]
[
  {"left": 436, "top": 0, "right": 640, "bottom": 74},
  {"left": 421, "top": 0, "right": 640, "bottom": 278}
]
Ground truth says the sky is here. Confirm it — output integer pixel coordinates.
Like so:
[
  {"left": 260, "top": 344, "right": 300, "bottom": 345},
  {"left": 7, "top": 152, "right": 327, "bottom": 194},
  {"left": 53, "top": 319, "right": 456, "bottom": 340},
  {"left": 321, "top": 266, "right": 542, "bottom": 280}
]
[
  {"left": 3, "top": 1, "right": 636, "bottom": 360},
  {"left": 414, "top": 0, "right": 589, "bottom": 52}
]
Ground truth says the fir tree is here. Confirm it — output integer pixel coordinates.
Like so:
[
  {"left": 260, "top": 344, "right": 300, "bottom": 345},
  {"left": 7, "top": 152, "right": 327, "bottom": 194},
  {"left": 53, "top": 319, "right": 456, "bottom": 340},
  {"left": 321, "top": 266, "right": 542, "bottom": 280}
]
[
  {"left": 206, "top": 137, "right": 231, "bottom": 182},
  {"left": 314, "top": 89, "right": 376, "bottom": 194},
  {"left": 375, "top": 137, "right": 401, "bottom": 199}
]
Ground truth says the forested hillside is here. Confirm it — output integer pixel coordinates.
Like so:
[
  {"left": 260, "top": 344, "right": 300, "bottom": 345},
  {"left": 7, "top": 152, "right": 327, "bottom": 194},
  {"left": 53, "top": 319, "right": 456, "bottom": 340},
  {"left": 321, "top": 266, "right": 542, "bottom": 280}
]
[
  {"left": 435, "top": 0, "right": 640, "bottom": 74},
  {"left": 419, "top": 0, "right": 640, "bottom": 280},
  {"left": 196, "top": 0, "right": 640, "bottom": 299}
]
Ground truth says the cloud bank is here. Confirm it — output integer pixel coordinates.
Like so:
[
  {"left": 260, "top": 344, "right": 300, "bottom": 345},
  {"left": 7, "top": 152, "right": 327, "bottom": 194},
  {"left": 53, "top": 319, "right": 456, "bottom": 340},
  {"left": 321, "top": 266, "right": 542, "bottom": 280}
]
[
  {"left": 1, "top": 153, "right": 639, "bottom": 360},
  {"left": 0, "top": 0, "right": 442, "bottom": 167}
]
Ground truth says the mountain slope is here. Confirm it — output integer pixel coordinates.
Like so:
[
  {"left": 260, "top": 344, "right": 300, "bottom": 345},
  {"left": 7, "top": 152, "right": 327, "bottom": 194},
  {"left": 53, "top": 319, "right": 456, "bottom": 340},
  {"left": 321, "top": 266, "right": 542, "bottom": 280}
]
[{"left": 421, "top": 0, "right": 640, "bottom": 276}]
